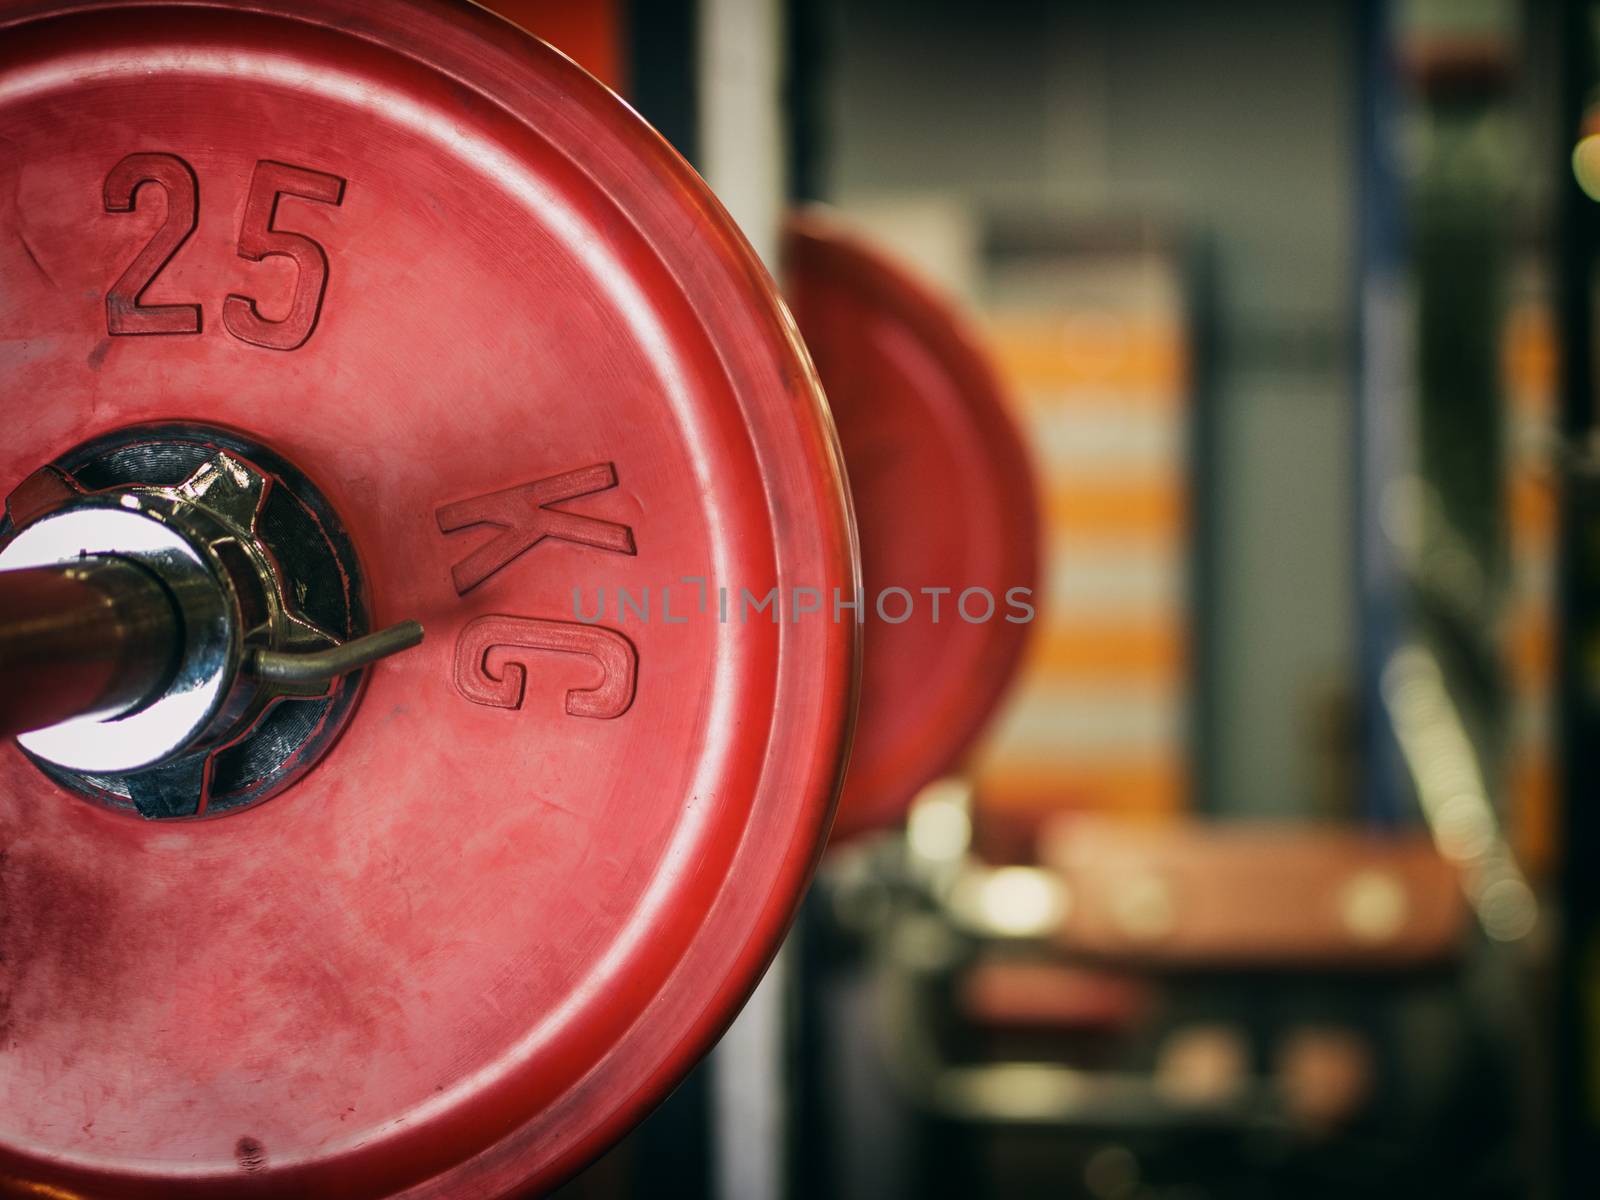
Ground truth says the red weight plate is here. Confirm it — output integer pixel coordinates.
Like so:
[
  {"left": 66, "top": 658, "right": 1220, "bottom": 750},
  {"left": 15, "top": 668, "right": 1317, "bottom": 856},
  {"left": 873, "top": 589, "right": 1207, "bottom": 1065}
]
[
  {"left": 0, "top": 3, "right": 857, "bottom": 1196},
  {"left": 783, "top": 211, "right": 1039, "bottom": 842}
]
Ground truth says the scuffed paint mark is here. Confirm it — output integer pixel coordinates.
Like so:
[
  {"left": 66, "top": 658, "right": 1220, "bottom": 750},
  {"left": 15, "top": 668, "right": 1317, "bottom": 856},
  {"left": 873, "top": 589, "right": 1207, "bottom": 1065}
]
[
  {"left": 234, "top": 1136, "right": 268, "bottom": 1173},
  {"left": 0, "top": 135, "right": 56, "bottom": 289},
  {"left": 16, "top": 229, "right": 55, "bottom": 288}
]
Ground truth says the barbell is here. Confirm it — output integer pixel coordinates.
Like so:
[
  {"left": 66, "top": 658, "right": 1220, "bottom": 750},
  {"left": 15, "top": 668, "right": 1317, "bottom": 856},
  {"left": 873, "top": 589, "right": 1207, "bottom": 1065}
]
[{"left": 0, "top": 2, "right": 1037, "bottom": 1194}]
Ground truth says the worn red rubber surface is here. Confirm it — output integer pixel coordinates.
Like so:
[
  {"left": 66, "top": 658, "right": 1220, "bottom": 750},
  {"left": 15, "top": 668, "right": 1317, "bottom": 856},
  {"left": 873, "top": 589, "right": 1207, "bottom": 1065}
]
[
  {"left": 784, "top": 212, "right": 1039, "bottom": 842},
  {"left": 0, "top": 3, "right": 858, "bottom": 1194}
]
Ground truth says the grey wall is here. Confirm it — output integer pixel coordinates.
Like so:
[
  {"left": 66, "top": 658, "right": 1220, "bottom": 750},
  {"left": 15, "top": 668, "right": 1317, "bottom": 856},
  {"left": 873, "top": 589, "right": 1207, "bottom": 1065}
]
[{"left": 817, "top": 0, "right": 1358, "bottom": 816}]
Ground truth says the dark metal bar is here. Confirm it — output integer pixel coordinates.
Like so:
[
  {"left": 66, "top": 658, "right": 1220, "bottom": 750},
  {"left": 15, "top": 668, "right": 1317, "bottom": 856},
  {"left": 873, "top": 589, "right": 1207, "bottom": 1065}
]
[
  {"left": 1557, "top": 2, "right": 1600, "bottom": 1193},
  {"left": 0, "top": 558, "right": 181, "bottom": 740},
  {"left": 1354, "top": 0, "right": 1412, "bottom": 826}
]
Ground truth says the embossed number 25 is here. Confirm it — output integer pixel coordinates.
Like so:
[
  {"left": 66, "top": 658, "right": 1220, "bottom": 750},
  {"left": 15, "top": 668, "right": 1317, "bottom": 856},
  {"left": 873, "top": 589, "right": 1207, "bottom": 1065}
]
[{"left": 104, "top": 154, "right": 345, "bottom": 351}]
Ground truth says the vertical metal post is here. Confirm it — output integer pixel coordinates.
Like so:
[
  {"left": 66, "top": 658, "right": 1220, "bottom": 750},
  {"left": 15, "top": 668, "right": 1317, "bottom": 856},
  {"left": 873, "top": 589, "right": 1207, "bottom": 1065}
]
[
  {"left": 697, "top": 2, "right": 793, "bottom": 1198},
  {"left": 1354, "top": 0, "right": 1413, "bottom": 825},
  {"left": 1557, "top": 3, "right": 1600, "bottom": 1193}
]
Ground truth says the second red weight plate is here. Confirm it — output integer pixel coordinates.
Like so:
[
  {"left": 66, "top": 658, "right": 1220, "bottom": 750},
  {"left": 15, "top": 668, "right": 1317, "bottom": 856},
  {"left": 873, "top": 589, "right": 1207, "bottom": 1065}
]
[
  {"left": 784, "top": 212, "right": 1040, "bottom": 842},
  {"left": 0, "top": 2, "right": 856, "bottom": 1195}
]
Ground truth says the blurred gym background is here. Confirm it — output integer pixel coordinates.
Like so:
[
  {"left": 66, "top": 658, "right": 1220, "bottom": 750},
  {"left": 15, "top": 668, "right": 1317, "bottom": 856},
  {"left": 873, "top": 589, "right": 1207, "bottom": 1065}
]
[{"left": 489, "top": 0, "right": 1591, "bottom": 1196}]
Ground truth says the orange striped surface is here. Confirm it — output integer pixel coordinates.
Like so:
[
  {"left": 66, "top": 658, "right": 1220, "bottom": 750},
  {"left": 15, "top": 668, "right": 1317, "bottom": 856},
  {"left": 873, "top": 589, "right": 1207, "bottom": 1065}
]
[
  {"left": 1509, "top": 474, "right": 1557, "bottom": 536},
  {"left": 1509, "top": 753, "right": 1555, "bottom": 874},
  {"left": 976, "top": 296, "right": 1191, "bottom": 833},
  {"left": 979, "top": 758, "right": 1187, "bottom": 817},
  {"left": 1504, "top": 305, "right": 1557, "bottom": 397},
  {"left": 1500, "top": 297, "right": 1559, "bottom": 880},
  {"left": 1028, "top": 624, "right": 1187, "bottom": 677},
  {"left": 988, "top": 320, "right": 1188, "bottom": 395},
  {"left": 1044, "top": 478, "right": 1188, "bottom": 537},
  {"left": 1504, "top": 608, "right": 1555, "bottom": 690}
]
